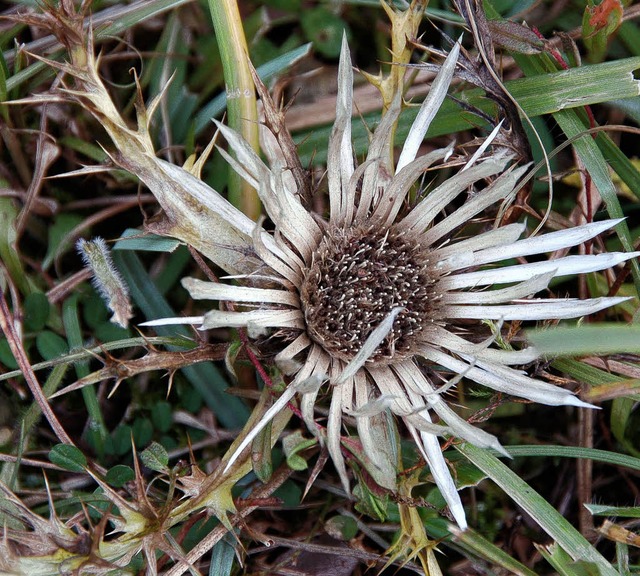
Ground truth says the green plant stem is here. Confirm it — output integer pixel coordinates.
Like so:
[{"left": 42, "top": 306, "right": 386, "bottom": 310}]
[
  {"left": 5, "top": 365, "right": 68, "bottom": 492},
  {"left": 62, "top": 294, "right": 109, "bottom": 456},
  {"left": 21, "top": 363, "right": 68, "bottom": 439},
  {"left": 208, "top": 0, "right": 261, "bottom": 219}
]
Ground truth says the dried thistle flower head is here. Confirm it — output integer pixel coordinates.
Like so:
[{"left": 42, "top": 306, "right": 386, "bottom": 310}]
[{"left": 144, "top": 38, "right": 639, "bottom": 529}]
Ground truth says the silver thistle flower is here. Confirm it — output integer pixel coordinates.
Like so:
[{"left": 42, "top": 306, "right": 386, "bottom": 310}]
[{"left": 146, "top": 38, "right": 638, "bottom": 529}]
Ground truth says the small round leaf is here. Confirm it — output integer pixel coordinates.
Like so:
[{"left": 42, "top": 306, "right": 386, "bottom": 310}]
[
  {"left": 49, "top": 443, "right": 87, "bottom": 472},
  {"left": 36, "top": 331, "right": 68, "bottom": 360},
  {"left": 301, "top": 8, "right": 350, "bottom": 59},
  {"left": 0, "top": 339, "right": 18, "bottom": 370},
  {"left": 325, "top": 515, "right": 358, "bottom": 541},
  {"left": 23, "top": 292, "right": 50, "bottom": 331},
  {"left": 132, "top": 417, "right": 153, "bottom": 447},
  {"left": 140, "top": 441, "right": 169, "bottom": 472},
  {"left": 106, "top": 465, "right": 135, "bottom": 487},
  {"left": 151, "top": 401, "right": 173, "bottom": 433},
  {"left": 107, "top": 424, "right": 132, "bottom": 457}
]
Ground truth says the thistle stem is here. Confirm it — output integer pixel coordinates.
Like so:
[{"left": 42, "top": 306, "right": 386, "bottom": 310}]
[
  {"left": 378, "top": 0, "right": 428, "bottom": 170},
  {"left": 208, "top": 0, "right": 261, "bottom": 220}
]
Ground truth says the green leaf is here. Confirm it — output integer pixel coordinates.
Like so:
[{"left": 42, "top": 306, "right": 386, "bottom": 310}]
[
  {"left": 324, "top": 515, "right": 358, "bottom": 541},
  {"left": 538, "top": 543, "right": 604, "bottom": 576},
  {"left": 114, "top": 229, "right": 182, "bottom": 253},
  {"left": 251, "top": 419, "right": 273, "bottom": 482},
  {"left": 63, "top": 293, "right": 108, "bottom": 456},
  {"left": 152, "top": 245, "right": 192, "bottom": 296},
  {"left": 282, "top": 430, "right": 317, "bottom": 471},
  {"left": 209, "top": 533, "right": 236, "bottom": 576},
  {"left": 0, "top": 198, "right": 30, "bottom": 295},
  {"left": 108, "top": 424, "right": 133, "bottom": 457},
  {"left": 49, "top": 443, "right": 87, "bottom": 472},
  {"left": 584, "top": 504, "right": 640, "bottom": 518},
  {"left": 528, "top": 324, "right": 640, "bottom": 356},
  {"left": 0, "top": 49, "right": 8, "bottom": 122},
  {"left": 611, "top": 397, "right": 638, "bottom": 456},
  {"left": 582, "top": 0, "right": 623, "bottom": 63},
  {"left": 0, "top": 338, "right": 18, "bottom": 370},
  {"left": 505, "top": 444, "right": 640, "bottom": 471},
  {"left": 57, "top": 136, "right": 108, "bottom": 163},
  {"left": 106, "top": 465, "right": 135, "bottom": 488},
  {"left": 300, "top": 7, "right": 350, "bottom": 59},
  {"left": 42, "top": 213, "right": 83, "bottom": 272},
  {"left": 511, "top": 49, "right": 640, "bottom": 294},
  {"left": 353, "top": 481, "right": 391, "bottom": 522},
  {"left": 132, "top": 417, "right": 153, "bottom": 448},
  {"left": 82, "top": 291, "right": 109, "bottom": 329},
  {"left": 193, "top": 43, "right": 312, "bottom": 135},
  {"left": 22, "top": 364, "right": 68, "bottom": 440},
  {"left": 273, "top": 479, "right": 302, "bottom": 508},
  {"left": 4, "top": 0, "right": 196, "bottom": 94},
  {"left": 262, "top": 0, "right": 301, "bottom": 10},
  {"left": 94, "top": 321, "right": 130, "bottom": 343},
  {"left": 296, "top": 56, "right": 640, "bottom": 165},
  {"left": 35, "top": 331, "right": 69, "bottom": 360},
  {"left": 151, "top": 401, "right": 173, "bottom": 434},
  {"left": 451, "top": 458, "right": 488, "bottom": 489},
  {"left": 450, "top": 526, "right": 539, "bottom": 576},
  {"left": 140, "top": 441, "right": 169, "bottom": 472},
  {"left": 552, "top": 358, "right": 622, "bottom": 387},
  {"left": 23, "top": 292, "right": 50, "bottom": 331}
]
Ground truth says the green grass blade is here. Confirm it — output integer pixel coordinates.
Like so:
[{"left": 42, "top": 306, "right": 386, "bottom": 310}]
[
  {"left": 20, "top": 363, "right": 68, "bottom": 445},
  {"left": 598, "top": 132, "right": 640, "bottom": 211},
  {"left": 554, "top": 109, "right": 640, "bottom": 294},
  {"left": 528, "top": 324, "right": 640, "bottom": 356},
  {"left": 457, "top": 443, "right": 618, "bottom": 576},
  {"left": 114, "top": 229, "right": 182, "bottom": 253},
  {"left": 537, "top": 544, "right": 600, "bottom": 576},
  {"left": 551, "top": 358, "right": 623, "bottom": 386},
  {"left": 209, "top": 533, "right": 236, "bottom": 576},
  {"left": 585, "top": 504, "right": 640, "bottom": 518},
  {"left": 507, "top": 56, "right": 640, "bottom": 116},
  {"left": 450, "top": 527, "right": 539, "bottom": 576},
  {"left": 505, "top": 444, "right": 640, "bottom": 472}
]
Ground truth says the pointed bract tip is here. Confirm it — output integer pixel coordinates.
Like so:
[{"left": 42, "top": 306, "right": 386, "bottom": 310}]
[
  {"left": 563, "top": 395, "right": 600, "bottom": 410},
  {"left": 490, "top": 439, "right": 512, "bottom": 459},
  {"left": 140, "top": 316, "right": 203, "bottom": 327},
  {"left": 450, "top": 501, "right": 468, "bottom": 531}
]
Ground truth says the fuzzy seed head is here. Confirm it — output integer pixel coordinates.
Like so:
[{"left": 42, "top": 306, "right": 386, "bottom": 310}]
[
  {"left": 300, "top": 225, "right": 439, "bottom": 363},
  {"left": 77, "top": 237, "right": 132, "bottom": 328}
]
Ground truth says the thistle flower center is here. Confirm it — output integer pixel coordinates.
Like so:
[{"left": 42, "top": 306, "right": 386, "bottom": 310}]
[{"left": 300, "top": 225, "right": 438, "bottom": 364}]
